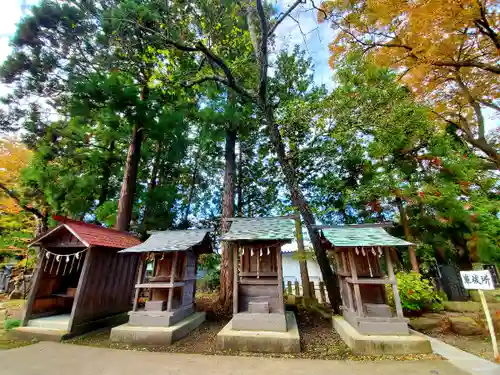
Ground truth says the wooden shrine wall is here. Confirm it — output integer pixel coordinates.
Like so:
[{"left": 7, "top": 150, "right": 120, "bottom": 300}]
[{"left": 69, "top": 247, "right": 138, "bottom": 333}]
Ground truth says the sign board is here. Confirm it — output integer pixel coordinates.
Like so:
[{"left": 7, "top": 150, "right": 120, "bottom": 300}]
[{"left": 460, "top": 270, "right": 495, "bottom": 290}]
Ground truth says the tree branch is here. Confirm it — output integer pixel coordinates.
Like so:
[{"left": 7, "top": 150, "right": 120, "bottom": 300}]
[
  {"left": 0, "top": 183, "right": 43, "bottom": 218},
  {"left": 454, "top": 71, "right": 486, "bottom": 139},
  {"left": 478, "top": 99, "right": 500, "bottom": 112},
  {"left": 256, "top": 0, "right": 269, "bottom": 105},
  {"left": 268, "top": 0, "right": 304, "bottom": 37},
  {"left": 183, "top": 75, "right": 256, "bottom": 102}
]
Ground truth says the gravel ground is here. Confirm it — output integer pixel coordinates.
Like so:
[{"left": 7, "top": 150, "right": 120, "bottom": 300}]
[{"left": 68, "top": 301, "right": 441, "bottom": 361}]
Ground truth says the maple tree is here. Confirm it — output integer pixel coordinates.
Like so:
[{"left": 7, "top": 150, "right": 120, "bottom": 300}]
[
  {"left": 319, "top": 0, "right": 500, "bottom": 169},
  {"left": 0, "top": 139, "right": 37, "bottom": 260}
]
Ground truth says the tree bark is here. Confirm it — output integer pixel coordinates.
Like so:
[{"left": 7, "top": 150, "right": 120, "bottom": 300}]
[
  {"left": 396, "top": 196, "right": 419, "bottom": 272},
  {"left": 294, "top": 211, "right": 311, "bottom": 299},
  {"left": 264, "top": 106, "right": 341, "bottom": 313},
  {"left": 97, "top": 140, "right": 115, "bottom": 207},
  {"left": 219, "top": 126, "right": 237, "bottom": 309},
  {"left": 140, "top": 142, "right": 161, "bottom": 238},
  {"left": 183, "top": 148, "right": 200, "bottom": 224},
  {"left": 115, "top": 123, "right": 143, "bottom": 232},
  {"left": 236, "top": 141, "right": 243, "bottom": 217}
]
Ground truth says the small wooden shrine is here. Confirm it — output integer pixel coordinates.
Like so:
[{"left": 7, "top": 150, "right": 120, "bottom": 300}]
[
  {"left": 19, "top": 217, "right": 141, "bottom": 338},
  {"left": 112, "top": 229, "right": 212, "bottom": 337},
  {"left": 217, "top": 217, "right": 300, "bottom": 354},
  {"left": 317, "top": 224, "right": 413, "bottom": 335}
]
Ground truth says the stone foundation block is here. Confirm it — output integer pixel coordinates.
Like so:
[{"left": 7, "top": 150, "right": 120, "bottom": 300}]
[
  {"left": 217, "top": 311, "right": 300, "bottom": 353},
  {"left": 110, "top": 311, "right": 205, "bottom": 346},
  {"left": 333, "top": 316, "right": 432, "bottom": 356}
]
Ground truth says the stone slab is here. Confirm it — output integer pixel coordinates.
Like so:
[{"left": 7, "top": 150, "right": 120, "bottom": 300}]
[
  {"left": 248, "top": 301, "right": 269, "bottom": 314},
  {"left": 110, "top": 311, "right": 205, "bottom": 346},
  {"left": 128, "top": 305, "right": 194, "bottom": 327},
  {"left": 232, "top": 312, "right": 287, "bottom": 332},
  {"left": 216, "top": 311, "right": 300, "bottom": 353},
  {"left": 344, "top": 311, "right": 409, "bottom": 335},
  {"left": 13, "top": 326, "right": 68, "bottom": 342},
  {"left": 145, "top": 300, "right": 167, "bottom": 311},
  {"left": 333, "top": 316, "right": 432, "bottom": 356},
  {"left": 413, "top": 330, "right": 500, "bottom": 375}
]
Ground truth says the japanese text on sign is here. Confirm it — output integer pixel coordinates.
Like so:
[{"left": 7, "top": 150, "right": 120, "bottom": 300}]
[{"left": 460, "top": 270, "right": 495, "bottom": 290}]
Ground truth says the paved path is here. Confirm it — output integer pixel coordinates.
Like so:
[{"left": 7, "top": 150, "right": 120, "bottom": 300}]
[
  {"left": 422, "top": 334, "right": 500, "bottom": 375},
  {"left": 0, "top": 342, "right": 471, "bottom": 375}
]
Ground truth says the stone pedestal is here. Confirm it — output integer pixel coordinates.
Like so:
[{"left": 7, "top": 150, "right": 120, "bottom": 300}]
[
  {"left": 216, "top": 311, "right": 300, "bottom": 353},
  {"left": 111, "top": 312, "right": 205, "bottom": 346},
  {"left": 232, "top": 313, "right": 288, "bottom": 332},
  {"left": 333, "top": 316, "right": 431, "bottom": 355},
  {"left": 128, "top": 304, "right": 194, "bottom": 327}
]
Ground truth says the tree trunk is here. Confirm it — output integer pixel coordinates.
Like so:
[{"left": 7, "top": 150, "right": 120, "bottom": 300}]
[
  {"left": 236, "top": 142, "right": 243, "bottom": 217},
  {"left": 35, "top": 211, "right": 48, "bottom": 237},
  {"left": 264, "top": 106, "right": 341, "bottom": 313},
  {"left": 115, "top": 123, "right": 143, "bottom": 232},
  {"left": 294, "top": 212, "right": 312, "bottom": 299},
  {"left": 219, "top": 127, "right": 237, "bottom": 309},
  {"left": 140, "top": 142, "right": 161, "bottom": 238},
  {"left": 97, "top": 140, "right": 115, "bottom": 207},
  {"left": 396, "top": 196, "right": 419, "bottom": 272},
  {"left": 183, "top": 148, "right": 200, "bottom": 224}
]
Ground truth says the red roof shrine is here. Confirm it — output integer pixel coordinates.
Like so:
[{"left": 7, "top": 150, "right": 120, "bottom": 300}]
[{"left": 30, "top": 217, "right": 141, "bottom": 249}]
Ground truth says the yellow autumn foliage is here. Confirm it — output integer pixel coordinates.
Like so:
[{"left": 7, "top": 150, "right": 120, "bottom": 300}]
[
  {"left": 320, "top": 0, "right": 500, "bottom": 167},
  {"left": 0, "top": 138, "right": 32, "bottom": 214}
]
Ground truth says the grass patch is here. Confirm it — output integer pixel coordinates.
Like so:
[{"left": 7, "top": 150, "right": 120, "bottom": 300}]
[{"left": 4, "top": 319, "right": 21, "bottom": 331}]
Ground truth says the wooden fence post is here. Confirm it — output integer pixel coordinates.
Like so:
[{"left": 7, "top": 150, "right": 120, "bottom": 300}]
[
  {"left": 294, "top": 281, "right": 300, "bottom": 295},
  {"left": 319, "top": 281, "right": 326, "bottom": 304},
  {"left": 287, "top": 281, "right": 292, "bottom": 295},
  {"left": 309, "top": 281, "right": 316, "bottom": 300}
]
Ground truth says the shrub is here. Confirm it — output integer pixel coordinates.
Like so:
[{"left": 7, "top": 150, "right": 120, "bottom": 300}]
[
  {"left": 387, "top": 272, "right": 443, "bottom": 314},
  {"left": 4, "top": 319, "right": 21, "bottom": 331}
]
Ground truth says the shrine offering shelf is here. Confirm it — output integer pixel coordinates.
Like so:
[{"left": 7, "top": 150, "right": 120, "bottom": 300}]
[
  {"left": 135, "top": 282, "right": 185, "bottom": 288},
  {"left": 239, "top": 279, "right": 279, "bottom": 285},
  {"left": 345, "top": 278, "right": 396, "bottom": 285},
  {"left": 239, "top": 271, "right": 277, "bottom": 277}
]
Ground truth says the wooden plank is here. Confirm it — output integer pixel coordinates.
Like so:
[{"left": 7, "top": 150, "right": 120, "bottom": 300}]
[
  {"left": 319, "top": 281, "right": 326, "bottom": 303},
  {"left": 132, "top": 256, "right": 145, "bottom": 312},
  {"left": 233, "top": 246, "right": 239, "bottom": 315},
  {"left": 239, "top": 271, "right": 277, "bottom": 277},
  {"left": 276, "top": 247, "right": 284, "bottom": 313},
  {"left": 166, "top": 251, "right": 179, "bottom": 312},
  {"left": 21, "top": 247, "right": 46, "bottom": 326},
  {"left": 309, "top": 281, "right": 316, "bottom": 300},
  {"left": 239, "top": 279, "right": 278, "bottom": 285},
  {"left": 135, "top": 282, "right": 184, "bottom": 288},
  {"left": 347, "top": 248, "right": 363, "bottom": 317},
  {"left": 385, "top": 247, "right": 403, "bottom": 318},
  {"left": 345, "top": 277, "right": 396, "bottom": 285},
  {"left": 68, "top": 248, "right": 92, "bottom": 333}
]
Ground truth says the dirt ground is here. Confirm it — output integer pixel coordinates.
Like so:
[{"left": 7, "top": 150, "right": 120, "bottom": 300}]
[{"left": 68, "top": 295, "right": 440, "bottom": 361}]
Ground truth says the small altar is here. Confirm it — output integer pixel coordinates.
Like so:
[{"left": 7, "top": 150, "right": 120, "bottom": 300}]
[
  {"left": 316, "top": 224, "right": 432, "bottom": 355},
  {"left": 110, "top": 229, "right": 212, "bottom": 345},
  {"left": 216, "top": 217, "right": 300, "bottom": 353}
]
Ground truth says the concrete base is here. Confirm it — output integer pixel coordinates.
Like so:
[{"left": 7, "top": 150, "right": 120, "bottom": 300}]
[
  {"left": 15, "top": 312, "right": 129, "bottom": 341},
  {"left": 333, "top": 316, "right": 432, "bottom": 356},
  {"left": 128, "top": 304, "right": 194, "bottom": 327},
  {"left": 344, "top": 310, "right": 409, "bottom": 335},
  {"left": 217, "top": 311, "right": 300, "bottom": 353},
  {"left": 14, "top": 326, "right": 67, "bottom": 342},
  {"left": 232, "top": 312, "right": 287, "bottom": 332},
  {"left": 110, "top": 311, "right": 205, "bottom": 346}
]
